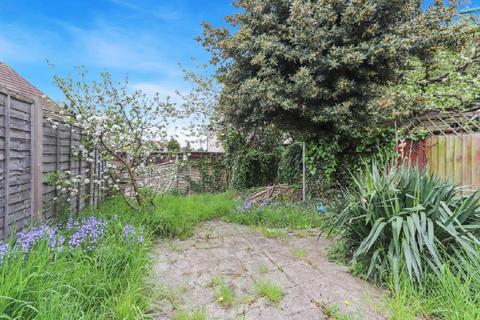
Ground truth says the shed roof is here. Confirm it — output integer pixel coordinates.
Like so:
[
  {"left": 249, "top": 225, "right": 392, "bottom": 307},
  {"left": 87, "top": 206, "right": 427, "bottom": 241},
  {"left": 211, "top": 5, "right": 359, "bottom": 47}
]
[{"left": 0, "top": 62, "right": 51, "bottom": 109}]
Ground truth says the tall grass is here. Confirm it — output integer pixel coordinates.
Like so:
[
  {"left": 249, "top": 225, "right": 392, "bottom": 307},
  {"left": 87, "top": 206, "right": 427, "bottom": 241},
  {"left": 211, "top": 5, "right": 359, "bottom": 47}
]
[
  {"left": 224, "top": 202, "right": 324, "bottom": 230},
  {"left": 0, "top": 193, "right": 236, "bottom": 319},
  {"left": 387, "top": 258, "right": 480, "bottom": 320},
  {"left": 98, "top": 193, "right": 237, "bottom": 238},
  {"left": 0, "top": 215, "right": 150, "bottom": 319}
]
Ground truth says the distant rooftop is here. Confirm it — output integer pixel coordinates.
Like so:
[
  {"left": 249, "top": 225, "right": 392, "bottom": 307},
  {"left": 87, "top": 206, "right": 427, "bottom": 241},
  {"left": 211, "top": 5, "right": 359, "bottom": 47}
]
[{"left": 0, "top": 62, "right": 50, "bottom": 108}]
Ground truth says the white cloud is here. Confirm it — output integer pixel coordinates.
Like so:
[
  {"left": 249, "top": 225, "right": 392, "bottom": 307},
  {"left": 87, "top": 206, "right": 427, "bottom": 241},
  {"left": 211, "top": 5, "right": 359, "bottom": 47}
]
[
  {"left": 106, "top": 0, "right": 183, "bottom": 21},
  {"left": 130, "top": 81, "right": 185, "bottom": 104},
  {"left": 0, "top": 28, "right": 52, "bottom": 64},
  {"left": 62, "top": 22, "right": 181, "bottom": 77}
]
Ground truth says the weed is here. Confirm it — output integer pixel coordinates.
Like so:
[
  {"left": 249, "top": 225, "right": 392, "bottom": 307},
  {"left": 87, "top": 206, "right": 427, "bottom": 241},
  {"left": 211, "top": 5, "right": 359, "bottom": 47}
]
[
  {"left": 173, "top": 309, "right": 208, "bottom": 320},
  {"left": 209, "top": 276, "right": 235, "bottom": 307},
  {"left": 208, "top": 276, "right": 224, "bottom": 288},
  {"left": 258, "top": 227, "right": 287, "bottom": 240},
  {"left": 254, "top": 280, "right": 285, "bottom": 303},
  {"left": 326, "top": 239, "right": 350, "bottom": 265},
  {"left": 258, "top": 266, "right": 269, "bottom": 274},
  {"left": 215, "top": 282, "right": 235, "bottom": 307},
  {"left": 321, "top": 303, "right": 353, "bottom": 320},
  {"left": 292, "top": 248, "right": 306, "bottom": 260}
]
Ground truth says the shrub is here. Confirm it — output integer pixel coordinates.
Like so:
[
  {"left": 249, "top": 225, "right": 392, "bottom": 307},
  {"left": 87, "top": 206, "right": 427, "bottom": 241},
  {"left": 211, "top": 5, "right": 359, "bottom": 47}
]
[{"left": 329, "top": 161, "right": 480, "bottom": 289}]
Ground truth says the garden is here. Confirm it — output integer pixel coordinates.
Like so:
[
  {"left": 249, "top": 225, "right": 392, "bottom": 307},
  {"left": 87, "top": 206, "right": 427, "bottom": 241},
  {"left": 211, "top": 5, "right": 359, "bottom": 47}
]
[{"left": 1, "top": 1, "right": 480, "bottom": 319}]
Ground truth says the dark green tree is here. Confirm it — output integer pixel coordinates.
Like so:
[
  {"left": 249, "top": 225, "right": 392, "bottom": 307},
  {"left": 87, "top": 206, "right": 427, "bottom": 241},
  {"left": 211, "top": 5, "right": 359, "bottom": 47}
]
[
  {"left": 198, "top": 0, "right": 462, "bottom": 187},
  {"left": 199, "top": 0, "right": 457, "bottom": 138}
]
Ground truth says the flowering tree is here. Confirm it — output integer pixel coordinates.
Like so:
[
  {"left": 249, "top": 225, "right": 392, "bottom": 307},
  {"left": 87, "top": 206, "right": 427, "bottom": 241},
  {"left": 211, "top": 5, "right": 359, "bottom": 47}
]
[{"left": 51, "top": 70, "right": 180, "bottom": 210}]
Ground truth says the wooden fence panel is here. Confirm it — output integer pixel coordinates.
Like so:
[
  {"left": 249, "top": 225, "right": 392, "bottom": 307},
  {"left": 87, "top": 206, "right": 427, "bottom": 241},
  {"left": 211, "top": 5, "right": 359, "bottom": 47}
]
[
  {"left": 0, "top": 87, "right": 105, "bottom": 241},
  {"left": 0, "top": 91, "right": 33, "bottom": 239},
  {"left": 411, "top": 133, "right": 480, "bottom": 192}
]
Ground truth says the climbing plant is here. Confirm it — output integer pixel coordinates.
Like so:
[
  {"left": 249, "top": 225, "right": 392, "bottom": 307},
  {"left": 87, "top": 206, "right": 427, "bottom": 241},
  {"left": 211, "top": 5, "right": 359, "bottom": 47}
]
[{"left": 186, "top": 158, "right": 226, "bottom": 193}]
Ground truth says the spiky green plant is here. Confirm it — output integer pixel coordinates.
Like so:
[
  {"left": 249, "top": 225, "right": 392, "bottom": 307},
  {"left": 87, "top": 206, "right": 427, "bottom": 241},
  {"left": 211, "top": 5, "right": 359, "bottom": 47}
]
[{"left": 329, "top": 161, "right": 480, "bottom": 289}]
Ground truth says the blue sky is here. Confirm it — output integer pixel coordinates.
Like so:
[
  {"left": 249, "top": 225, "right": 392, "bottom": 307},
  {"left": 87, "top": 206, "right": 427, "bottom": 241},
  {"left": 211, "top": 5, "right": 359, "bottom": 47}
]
[
  {"left": 0, "top": 0, "right": 235, "bottom": 102},
  {"left": 0, "top": 0, "right": 478, "bottom": 103}
]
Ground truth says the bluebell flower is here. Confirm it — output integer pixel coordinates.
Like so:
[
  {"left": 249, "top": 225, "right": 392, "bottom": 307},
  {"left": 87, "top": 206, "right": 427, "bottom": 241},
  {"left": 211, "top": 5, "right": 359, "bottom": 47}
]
[
  {"left": 68, "top": 216, "right": 107, "bottom": 249},
  {"left": 122, "top": 223, "right": 144, "bottom": 244},
  {"left": 0, "top": 243, "right": 8, "bottom": 264},
  {"left": 260, "top": 199, "right": 271, "bottom": 208},
  {"left": 243, "top": 201, "right": 254, "bottom": 211},
  {"left": 66, "top": 216, "right": 74, "bottom": 230},
  {"left": 17, "top": 224, "right": 48, "bottom": 253},
  {"left": 122, "top": 224, "right": 135, "bottom": 238}
]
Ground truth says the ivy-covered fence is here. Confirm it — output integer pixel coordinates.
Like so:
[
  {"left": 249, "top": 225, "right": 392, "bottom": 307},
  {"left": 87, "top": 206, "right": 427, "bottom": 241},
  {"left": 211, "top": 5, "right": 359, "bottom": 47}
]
[{"left": 128, "top": 152, "right": 227, "bottom": 195}]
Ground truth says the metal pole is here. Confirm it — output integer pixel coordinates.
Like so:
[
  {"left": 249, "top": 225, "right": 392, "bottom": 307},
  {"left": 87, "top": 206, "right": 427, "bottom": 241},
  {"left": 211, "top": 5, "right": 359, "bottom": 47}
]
[{"left": 302, "top": 141, "right": 306, "bottom": 201}]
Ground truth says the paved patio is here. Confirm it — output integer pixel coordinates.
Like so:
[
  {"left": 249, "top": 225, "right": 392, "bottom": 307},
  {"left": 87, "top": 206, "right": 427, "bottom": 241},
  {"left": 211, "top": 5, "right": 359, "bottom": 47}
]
[{"left": 150, "top": 221, "right": 386, "bottom": 320}]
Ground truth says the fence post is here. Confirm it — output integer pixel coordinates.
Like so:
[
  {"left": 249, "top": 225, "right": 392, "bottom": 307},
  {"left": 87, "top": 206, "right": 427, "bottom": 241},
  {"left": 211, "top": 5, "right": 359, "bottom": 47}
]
[
  {"left": 31, "top": 97, "right": 43, "bottom": 221},
  {"left": 88, "top": 148, "right": 94, "bottom": 208},
  {"left": 68, "top": 126, "right": 74, "bottom": 214},
  {"left": 3, "top": 95, "right": 11, "bottom": 240}
]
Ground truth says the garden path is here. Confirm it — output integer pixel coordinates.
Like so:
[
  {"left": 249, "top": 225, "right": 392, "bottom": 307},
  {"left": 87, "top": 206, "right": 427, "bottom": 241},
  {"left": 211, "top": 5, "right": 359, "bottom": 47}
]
[{"left": 150, "top": 221, "right": 386, "bottom": 320}]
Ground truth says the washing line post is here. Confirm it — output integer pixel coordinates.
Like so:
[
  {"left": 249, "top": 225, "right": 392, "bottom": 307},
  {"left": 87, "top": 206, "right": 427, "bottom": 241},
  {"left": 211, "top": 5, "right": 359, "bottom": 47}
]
[{"left": 302, "top": 141, "right": 306, "bottom": 201}]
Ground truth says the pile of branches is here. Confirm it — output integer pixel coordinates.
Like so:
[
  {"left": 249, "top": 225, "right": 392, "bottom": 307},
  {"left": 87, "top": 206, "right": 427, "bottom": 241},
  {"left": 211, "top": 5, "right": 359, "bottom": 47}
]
[{"left": 245, "top": 184, "right": 298, "bottom": 203}]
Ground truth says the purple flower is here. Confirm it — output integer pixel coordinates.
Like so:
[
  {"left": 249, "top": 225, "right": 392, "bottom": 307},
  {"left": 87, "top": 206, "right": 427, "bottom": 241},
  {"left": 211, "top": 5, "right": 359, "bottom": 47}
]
[
  {"left": 68, "top": 216, "right": 107, "bottom": 249},
  {"left": 122, "top": 224, "right": 135, "bottom": 238},
  {"left": 122, "top": 224, "right": 143, "bottom": 244},
  {"left": 260, "top": 199, "right": 271, "bottom": 208},
  {"left": 57, "top": 236, "right": 65, "bottom": 252},
  {"left": 66, "top": 216, "right": 74, "bottom": 230},
  {"left": 17, "top": 225, "right": 48, "bottom": 253},
  {"left": 243, "top": 201, "right": 254, "bottom": 211},
  {"left": 0, "top": 243, "right": 8, "bottom": 264}
]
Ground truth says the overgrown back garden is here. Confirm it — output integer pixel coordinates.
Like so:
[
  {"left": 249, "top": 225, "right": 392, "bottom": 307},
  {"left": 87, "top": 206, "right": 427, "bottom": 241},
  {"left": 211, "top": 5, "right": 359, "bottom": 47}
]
[{"left": 1, "top": 0, "right": 480, "bottom": 319}]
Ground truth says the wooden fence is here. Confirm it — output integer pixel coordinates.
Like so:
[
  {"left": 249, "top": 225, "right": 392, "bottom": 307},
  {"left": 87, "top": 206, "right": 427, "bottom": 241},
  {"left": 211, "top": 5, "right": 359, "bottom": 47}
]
[
  {"left": 400, "top": 133, "right": 480, "bottom": 191},
  {"left": 0, "top": 86, "right": 226, "bottom": 241},
  {"left": 0, "top": 88, "right": 105, "bottom": 241},
  {"left": 127, "top": 152, "right": 226, "bottom": 196}
]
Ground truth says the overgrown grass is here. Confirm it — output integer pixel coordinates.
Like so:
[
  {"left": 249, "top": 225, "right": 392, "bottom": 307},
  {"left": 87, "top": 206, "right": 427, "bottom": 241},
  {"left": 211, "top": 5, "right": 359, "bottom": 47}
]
[
  {"left": 385, "top": 261, "right": 480, "bottom": 320},
  {"left": 0, "top": 215, "right": 150, "bottom": 319},
  {"left": 0, "top": 193, "right": 236, "bottom": 319},
  {"left": 98, "top": 192, "right": 236, "bottom": 239},
  {"left": 224, "top": 202, "right": 324, "bottom": 230}
]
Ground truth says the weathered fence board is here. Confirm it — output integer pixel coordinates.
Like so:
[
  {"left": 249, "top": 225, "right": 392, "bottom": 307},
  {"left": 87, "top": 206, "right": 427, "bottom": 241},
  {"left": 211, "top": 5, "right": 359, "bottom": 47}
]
[{"left": 403, "top": 133, "right": 480, "bottom": 192}]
